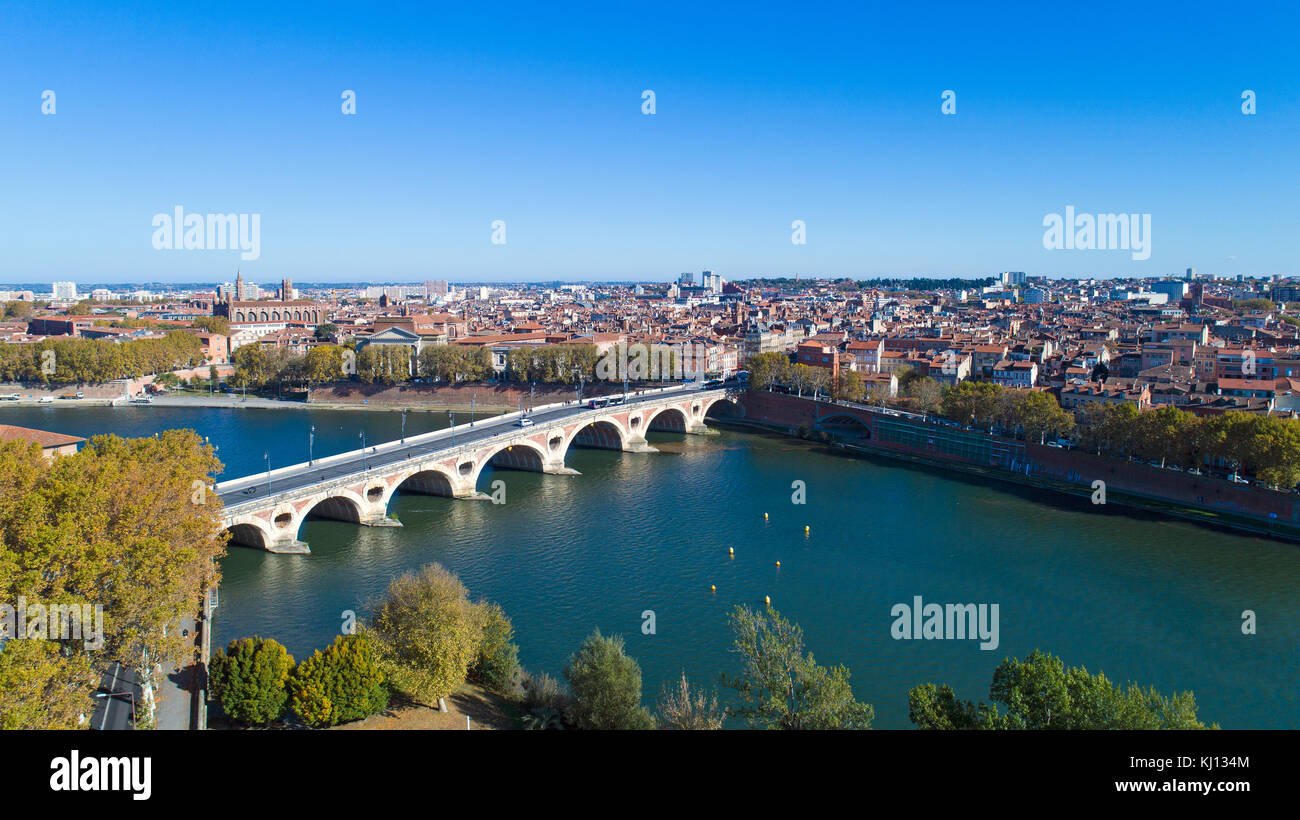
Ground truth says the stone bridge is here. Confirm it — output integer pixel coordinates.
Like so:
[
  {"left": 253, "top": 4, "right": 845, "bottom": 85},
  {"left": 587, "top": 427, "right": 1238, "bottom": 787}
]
[{"left": 217, "top": 386, "right": 741, "bottom": 553}]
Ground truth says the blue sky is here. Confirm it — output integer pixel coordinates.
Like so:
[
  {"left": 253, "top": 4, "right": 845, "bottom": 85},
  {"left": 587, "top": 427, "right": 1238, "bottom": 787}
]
[{"left": 2, "top": 1, "right": 1298, "bottom": 284}]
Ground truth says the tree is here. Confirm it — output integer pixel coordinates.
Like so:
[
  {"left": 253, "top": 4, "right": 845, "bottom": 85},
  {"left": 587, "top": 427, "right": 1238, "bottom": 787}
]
[
  {"left": 746, "top": 352, "right": 791, "bottom": 390},
  {"left": 289, "top": 634, "right": 388, "bottom": 728},
  {"left": 467, "top": 602, "right": 520, "bottom": 695},
  {"left": 836, "top": 370, "right": 865, "bottom": 402},
  {"left": 304, "top": 345, "right": 345, "bottom": 385},
  {"left": 908, "top": 683, "right": 984, "bottom": 729},
  {"left": 191, "top": 315, "right": 231, "bottom": 335},
  {"left": 1014, "top": 390, "right": 1075, "bottom": 444},
  {"left": 563, "top": 629, "right": 655, "bottom": 730},
  {"left": 363, "top": 563, "right": 482, "bottom": 705},
  {"left": 3, "top": 300, "right": 33, "bottom": 319},
  {"left": 656, "top": 670, "right": 725, "bottom": 729},
  {"left": 723, "top": 605, "right": 874, "bottom": 729},
  {"left": 208, "top": 636, "right": 295, "bottom": 726},
  {"left": 908, "top": 650, "right": 1215, "bottom": 730},
  {"left": 0, "top": 639, "right": 97, "bottom": 729},
  {"left": 314, "top": 323, "right": 339, "bottom": 341},
  {"left": 356, "top": 345, "right": 411, "bottom": 385},
  {"left": 0, "top": 431, "right": 227, "bottom": 726},
  {"left": 941, "top": 380, "right": 1002, "bottom": 428},
  {"left": 231, "top": 342, "right": 272, "bottom": 387}
]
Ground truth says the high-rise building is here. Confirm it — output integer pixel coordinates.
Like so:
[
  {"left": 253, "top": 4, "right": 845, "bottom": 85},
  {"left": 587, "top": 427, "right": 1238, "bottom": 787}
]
[
  {"left": 1150, "top": 280, "right": 1187, "bottom": 301},
  {"left": 52, "top": 281, "right": 77, "bottom": 300},
  {"left": 678, "top": 272, "right": 695, "bottom": 286},
  {"left": 425, "top": 280, "right": 449, "bottom": 297}
]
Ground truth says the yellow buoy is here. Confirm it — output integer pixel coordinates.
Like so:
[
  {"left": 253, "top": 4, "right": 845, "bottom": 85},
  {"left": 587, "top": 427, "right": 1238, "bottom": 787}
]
[
  {"left": 728, "top": 547, "right": 734, "bottom": 556},
  {"left": 776, "top": 560, "right": 781, "bottom": 568},
  {"left": 804, "top": 525, "right": 810, "bottom": 535},
  {"left": 710, "top": 584, "right": 716, "bottom": 593},
  {"left": 763, "top": 512, "right": 769, "bottom": 520},
  {"left": 764, "top": 595, "right": 771, "bottom": 606}
]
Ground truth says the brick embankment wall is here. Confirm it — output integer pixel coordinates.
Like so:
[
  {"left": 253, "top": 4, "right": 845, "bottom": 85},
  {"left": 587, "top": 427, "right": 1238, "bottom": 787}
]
[
  {"left": 307, "top": 380, "right": 680, "bottom": 410},
  {"left": 0, "top": 381, "right": 128, "bottom": 399},
  {"left": 737, "top": 389, "right": 1300, "bottom": 539}
]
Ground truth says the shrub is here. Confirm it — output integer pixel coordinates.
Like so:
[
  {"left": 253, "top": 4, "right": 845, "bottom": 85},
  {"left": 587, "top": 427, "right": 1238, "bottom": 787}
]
[
  {"left": 468, "top": 602, "right": 520, "bottom": 695},
  {"left": 208, "top": 636, "right": 295, "bottom": 726},
  {"left": 289, "top": 634, "right": 387, "bottom": 728},
  {"left": 657, "top": 670, "right": 725, "bottom": 730},
  {"left": 563, "top": 630, "right": 655, "bottom": 730}
]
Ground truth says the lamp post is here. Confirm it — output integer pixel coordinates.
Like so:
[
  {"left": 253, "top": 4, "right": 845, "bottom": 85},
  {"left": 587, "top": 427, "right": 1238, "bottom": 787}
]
[
  {"left": 360, "top": 432, "right": 367, "bottom": 470},
  {"left": 450, "top": 411, "right": 456, "bottom": 446},
  {"left": 471, "top": 393, "right": 476, "bottom": 426},
  {"left": 95, "top": 690, "right": 136, "bottom": 730},
  {"left": 401, "top": 408, "right": 407, "bottom": 443},
  {"left": 309, "top": 425, "right": 315, "bottom": 465},
  {"left": 264, "top": 451, "right": 271, "bottom": 494}
]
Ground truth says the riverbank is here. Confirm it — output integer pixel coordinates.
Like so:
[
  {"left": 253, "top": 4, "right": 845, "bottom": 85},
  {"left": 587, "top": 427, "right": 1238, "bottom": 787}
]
[{"left": 729, "top": 390, "right": 1300, "bottom": 545}]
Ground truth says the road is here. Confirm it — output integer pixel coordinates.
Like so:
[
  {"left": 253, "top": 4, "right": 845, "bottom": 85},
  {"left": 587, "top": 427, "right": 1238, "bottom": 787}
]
[{"left": 218, "top": 384, "right": 723, "bottom": 510}]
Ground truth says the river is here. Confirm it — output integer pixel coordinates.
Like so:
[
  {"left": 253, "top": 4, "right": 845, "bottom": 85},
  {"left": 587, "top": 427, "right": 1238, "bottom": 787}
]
[{"left": 4, "top": 402, "right": 1298, "bottom": 728}]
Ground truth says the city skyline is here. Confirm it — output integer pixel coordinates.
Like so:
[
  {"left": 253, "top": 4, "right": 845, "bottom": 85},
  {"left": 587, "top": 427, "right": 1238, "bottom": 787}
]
[{"left": 4, "top": 2, "right": 1300, "bottom": 282}]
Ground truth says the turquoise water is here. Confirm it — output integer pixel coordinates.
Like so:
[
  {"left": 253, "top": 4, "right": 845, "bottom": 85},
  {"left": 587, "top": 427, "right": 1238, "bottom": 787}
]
[{"left": 5, "top": 403, "right": 1298, "bottom": 728}]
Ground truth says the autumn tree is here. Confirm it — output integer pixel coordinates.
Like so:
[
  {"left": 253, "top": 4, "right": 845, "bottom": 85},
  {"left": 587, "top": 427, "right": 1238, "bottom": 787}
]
[
  {"left": 0, "top": 431, "right": 227, "bottom": 726},
  {"left": 362, "top": 563, "right": 483, "bottom": 705}
]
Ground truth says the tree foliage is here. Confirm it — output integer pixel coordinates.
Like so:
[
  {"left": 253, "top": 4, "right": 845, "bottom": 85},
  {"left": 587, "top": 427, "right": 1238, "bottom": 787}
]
[
  {"left": 208, "top": 636, "right": 295, "bottom": 726},
  {"left": 418, "top": 345, "right": 494, "bottom": 382},
  {"left": 467, "top": 602, "right": 520, "bottom": 695},
  {"left": 723, "top": 605, "right": 874, "bottom": 729},
  {"left": 363, "top": 563, "right": 483, "bottom": 705},
  {"left": 908, "top": 650, "right": 1214, "bottom": 729},
  {"left": 0, "top": 332, "right": 204, "bottom": 384},
  {"left": 288, "top": 634, "right": 387, "bottom": 728},
  {"left": 0, "top": 431, "right": 226, "bottom": 726},
  {"left": 563, "top": 629, "right": 655, "bottom": 730}
]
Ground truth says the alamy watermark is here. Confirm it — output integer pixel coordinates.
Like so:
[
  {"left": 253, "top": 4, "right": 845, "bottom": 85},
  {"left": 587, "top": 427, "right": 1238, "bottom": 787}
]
[
  {"left": 151, "top": 206, "right": 261, "bottom": 261},
  {"left": 891, "top": 595, "right": 999, "bottom": 650},
  {"left": 1042, "top": 205, "right": 1150, "bottom": 261},
  {"left": 1, "top": 596, "right": 104, "bottom": 650},
  {"left": 595, "top": 342, "right": 716, "bottom": 381}
]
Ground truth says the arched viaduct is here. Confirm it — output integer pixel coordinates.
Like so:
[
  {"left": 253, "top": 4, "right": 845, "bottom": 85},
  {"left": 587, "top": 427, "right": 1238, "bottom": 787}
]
[{"left": 218, "top": 389, "right": 740, "bottom": 553}]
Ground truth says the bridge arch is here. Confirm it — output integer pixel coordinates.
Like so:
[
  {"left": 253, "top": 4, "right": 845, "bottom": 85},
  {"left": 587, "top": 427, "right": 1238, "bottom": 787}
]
[
  {"left": 565, "top": 418, "right": 628, "bottom": 454},
  {"left": 645, "top": 406, "right": 689, "bottom": 432},
  {"left": 302, "top": 491, "right": 367, "bottom": 525},
  {"left": 817, "top": 413, "right": 871, "bottom": 437},
  {"left": 471, "top": 440, "right": 550, "bottom": 490},
  {"left": 226, "top": 522, "right": 271, "bottom": 550},
  {"left": 702, "top": 394, "right": 742, "bottom": 420},
  {"left": 391, "top": 467, "right": 458, "bottom": 499}
]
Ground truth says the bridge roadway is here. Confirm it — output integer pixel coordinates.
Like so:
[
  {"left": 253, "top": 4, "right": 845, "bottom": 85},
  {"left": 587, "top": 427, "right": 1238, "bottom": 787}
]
[{"left": 215, "top": 383, "right": 736, "bottom": 552}]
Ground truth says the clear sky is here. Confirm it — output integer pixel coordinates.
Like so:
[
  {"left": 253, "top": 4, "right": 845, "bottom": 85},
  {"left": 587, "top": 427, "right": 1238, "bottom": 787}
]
[{"left": 2, "top": 1, "right": 1299, "bottom": 285}]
